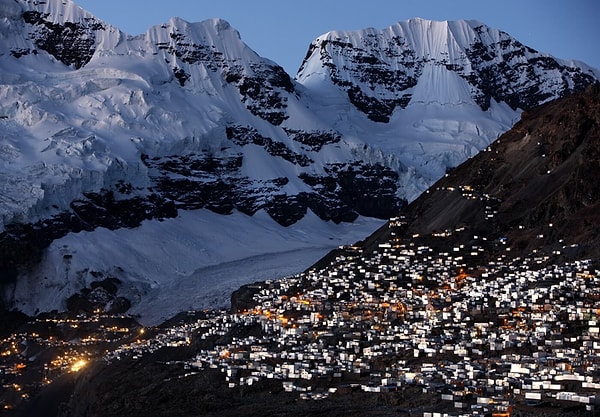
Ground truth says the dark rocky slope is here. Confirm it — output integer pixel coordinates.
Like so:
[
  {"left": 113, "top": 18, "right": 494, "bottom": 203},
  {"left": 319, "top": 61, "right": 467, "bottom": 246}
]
[{"left": 365, "top": 83, "right": 600, "bottom": 262}]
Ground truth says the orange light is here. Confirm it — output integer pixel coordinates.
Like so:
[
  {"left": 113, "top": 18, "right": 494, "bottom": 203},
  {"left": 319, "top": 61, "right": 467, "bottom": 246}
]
[{"left": 70, "top": 359, "right": 87, "bottom": 372}]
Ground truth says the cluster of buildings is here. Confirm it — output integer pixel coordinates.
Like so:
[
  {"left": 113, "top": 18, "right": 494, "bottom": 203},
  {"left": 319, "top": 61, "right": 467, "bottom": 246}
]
[
  {"left": 171, "top": 220, "right": 599, "bottom": 415},
  {"left": 68, "top": 215, "right": 600, "bottom": 415}
]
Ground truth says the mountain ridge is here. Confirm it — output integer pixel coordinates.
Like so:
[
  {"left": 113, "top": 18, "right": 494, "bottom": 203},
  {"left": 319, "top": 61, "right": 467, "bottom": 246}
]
[{"left": 1, "top": 0, "right": 599, "bottom": 320}]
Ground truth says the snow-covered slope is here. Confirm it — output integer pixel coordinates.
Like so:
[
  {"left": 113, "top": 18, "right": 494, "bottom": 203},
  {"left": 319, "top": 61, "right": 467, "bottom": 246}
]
[{"left": 1, "top": 1, "right": 598, "bottom": 321}]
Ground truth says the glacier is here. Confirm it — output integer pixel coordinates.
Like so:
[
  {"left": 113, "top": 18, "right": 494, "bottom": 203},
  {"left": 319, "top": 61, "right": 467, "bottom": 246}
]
[{"left": 8, "top": 209, "right": 383, "bottom": 324}]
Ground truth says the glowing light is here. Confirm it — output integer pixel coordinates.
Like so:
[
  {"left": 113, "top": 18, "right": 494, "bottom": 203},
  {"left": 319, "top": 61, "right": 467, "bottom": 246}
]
[{"left": 70, "top": 359, "right": 87, "bottom": 372}]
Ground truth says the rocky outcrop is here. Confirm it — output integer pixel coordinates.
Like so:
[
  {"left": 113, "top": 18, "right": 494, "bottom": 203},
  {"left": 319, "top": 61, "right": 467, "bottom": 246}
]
[
  {"left": 19, "top": 10, "right": 104, "bottom": 68},
  {"left": 143, "top": 143, "right": 404, "bottom": 226},
  {"left": 226, "top": 64, "right": 295, "bottom": 125},
  {"left": 462, "top": 25, "right": 597, "bottom": 110},
  {"left": 0, "top": 192, "right": 177, "bottom": 279}
]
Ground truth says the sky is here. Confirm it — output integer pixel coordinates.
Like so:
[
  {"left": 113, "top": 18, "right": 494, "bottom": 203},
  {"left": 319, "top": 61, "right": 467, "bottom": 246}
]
[{"left": 74, "top": 0, "right": 600, "bottom": 75}]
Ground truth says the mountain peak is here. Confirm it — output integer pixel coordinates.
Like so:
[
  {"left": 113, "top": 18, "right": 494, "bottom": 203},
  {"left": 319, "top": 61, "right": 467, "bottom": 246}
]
[
  {"left": 142, "top": 16, "right": 249, "bottom": 65},
  {"left": 2, "top": 0, "right": 120, "bottom": 70},
  {"left": 161, "top": 17, "right": 237, "bottom": 36},
  {"left": 207, "top": 17, "right": 235, "bottom": 33},
  {"left": 297, "top": 18, "right": 599, "bottom": 122}
]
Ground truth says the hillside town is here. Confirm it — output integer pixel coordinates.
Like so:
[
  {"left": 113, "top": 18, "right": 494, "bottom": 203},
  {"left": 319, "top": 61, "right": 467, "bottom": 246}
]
[
  {"left": 183, "top": 219, "right": 600, "bottom": 416},
  {"left": 2, "top": 216, "right": 600, "bottom": 415}
]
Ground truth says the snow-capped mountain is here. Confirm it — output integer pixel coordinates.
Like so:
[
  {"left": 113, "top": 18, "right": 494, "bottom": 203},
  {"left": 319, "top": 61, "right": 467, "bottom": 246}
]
[
  {"left": 296, "top": 18, "right": 599, "bottom": 180},
  {"left": 1, "top": 0, "right": 598, "bottom": 322}
]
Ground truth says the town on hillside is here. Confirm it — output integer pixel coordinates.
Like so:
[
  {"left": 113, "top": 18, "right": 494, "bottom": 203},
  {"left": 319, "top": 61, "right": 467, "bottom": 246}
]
[{"left": 2, "top": 216, "right": 599, "bottom": 416}]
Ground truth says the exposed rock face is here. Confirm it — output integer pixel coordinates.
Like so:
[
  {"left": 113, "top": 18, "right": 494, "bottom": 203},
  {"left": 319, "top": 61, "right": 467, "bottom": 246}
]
[
  {"left": 18, "top": 10, "right": 104, "bottom": 68},
  {"left": 226, "top": 64, "right": 295, "bottom": 125},
  {"left": 299, "top": 35, "right": 418, "bottom": 122},
  {"left": 66, "top": 276, "right": 132, "bottom": 314},
  {"left": 462, "top": 31, "right": 596, "bottom": 111},
  {"left": 0, "top": 191, "right": 177, "bottom": 280},
  {"left": 143, "top": 148, "right": 402, "bottom": 226}
]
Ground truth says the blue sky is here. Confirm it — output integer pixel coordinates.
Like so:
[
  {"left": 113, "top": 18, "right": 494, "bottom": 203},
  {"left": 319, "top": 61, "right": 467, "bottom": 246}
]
[{"left": 75, "top": 0, "right": 599, "bottom": 75}]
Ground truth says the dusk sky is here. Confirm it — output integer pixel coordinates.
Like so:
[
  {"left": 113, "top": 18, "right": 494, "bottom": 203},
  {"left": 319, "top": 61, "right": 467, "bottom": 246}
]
[{"left": 75, "top": 0, "right": 600, "bottom": 75}]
